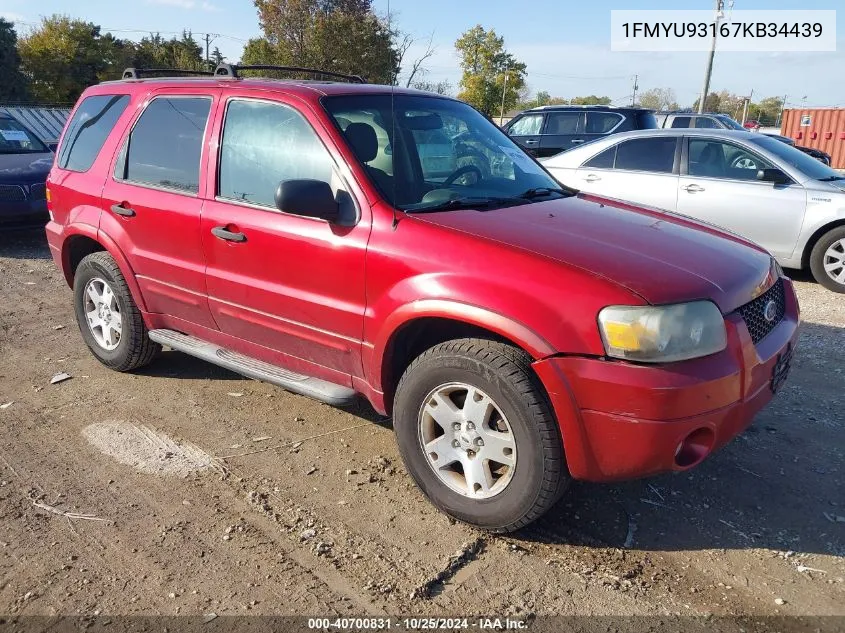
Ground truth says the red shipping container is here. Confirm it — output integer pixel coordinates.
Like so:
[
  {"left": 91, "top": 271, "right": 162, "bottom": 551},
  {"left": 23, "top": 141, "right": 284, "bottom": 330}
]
[{"left": 781, "top": 108, "right": 845, "bottom": 169}]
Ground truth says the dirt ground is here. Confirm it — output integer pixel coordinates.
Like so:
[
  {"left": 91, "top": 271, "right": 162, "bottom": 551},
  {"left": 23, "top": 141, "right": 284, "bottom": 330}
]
[{"left": 0, "top": 228, "right": 843, "bottom": 626}]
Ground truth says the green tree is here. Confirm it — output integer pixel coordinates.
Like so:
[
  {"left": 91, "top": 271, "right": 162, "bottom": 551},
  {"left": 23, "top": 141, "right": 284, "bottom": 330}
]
[
  {"left": 637, "top": 87, "right": 679, "bottom": 111},
  {"left": 249, "top": 0, "right": 398, "bottom": 83},
  {"left": 134, "top": 32, "right": 204, "bottom": 71},
  {"left": 749, "top": 96, "right": 783, "bottom": 126},
  {"left": 692, "top": 92, "right": 721, "bottom": 113},
  {"left": 17, "top": 16, "right": 108, "bottom": 103},
  {"left": 569, "top": 95, "right": 611, "bottom": 105},
  {"left": 0, "top": 18, "right": 28, "bottom": 102},
  {"left": 455, "top": 25, "right": 526, "bottom": 117}
]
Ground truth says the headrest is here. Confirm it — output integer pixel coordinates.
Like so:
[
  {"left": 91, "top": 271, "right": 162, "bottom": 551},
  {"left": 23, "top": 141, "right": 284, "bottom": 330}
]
[{"left": 344, "top": 122, "right": 378, "bottom": 163}]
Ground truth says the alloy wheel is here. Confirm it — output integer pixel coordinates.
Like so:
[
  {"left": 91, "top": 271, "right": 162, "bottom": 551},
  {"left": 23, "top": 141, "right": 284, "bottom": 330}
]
[
  {"left": 83, "top": 277, "right": 123, "bottom": 351},
  {"left": 823, "top": 239, "right": 845, "bottom": 286}
]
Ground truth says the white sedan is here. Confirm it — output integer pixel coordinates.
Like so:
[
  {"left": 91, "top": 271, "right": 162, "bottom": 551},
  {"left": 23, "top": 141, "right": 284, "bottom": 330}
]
[{"left": 541, "top": 129, "right": 845, "bottom": 292}]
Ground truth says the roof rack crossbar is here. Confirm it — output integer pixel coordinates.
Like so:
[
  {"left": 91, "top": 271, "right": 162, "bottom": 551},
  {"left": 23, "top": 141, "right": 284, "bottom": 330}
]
[
  {"left": 214, "top": 63, "right": 364, "bottom": 84},
  {"left": 122, "top": 68, "right": 215, "bottom": 80}
]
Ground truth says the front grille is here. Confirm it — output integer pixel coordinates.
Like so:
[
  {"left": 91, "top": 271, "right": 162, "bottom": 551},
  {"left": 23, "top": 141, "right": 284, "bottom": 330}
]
[
  {"left": 29, "top": 183, "right": 46, "bottom": 200},
  {"left": 0, "top": 184, "right": 26, "bottom": 202},
  {"left": 738, "top": 279, "right": 786, "bottom": 345}
]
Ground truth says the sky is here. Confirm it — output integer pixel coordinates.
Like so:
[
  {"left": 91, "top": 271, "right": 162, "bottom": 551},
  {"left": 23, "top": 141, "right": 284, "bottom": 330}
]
[{"left": 1, "top": 0, "right": 842, "bottom": 108}]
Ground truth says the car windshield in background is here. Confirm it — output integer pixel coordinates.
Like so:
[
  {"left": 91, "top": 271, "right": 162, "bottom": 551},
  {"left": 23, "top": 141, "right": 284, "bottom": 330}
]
[
  {"left": 0, "top": 118, "right": 48, "bottom": 154},
  {"left": 748, "top": 135, "right": 843, "bottom": 181},
  {"left": 322, "top": 95, "right": 569, "bottom": 212},
  {"left": 715, "top": 115, "right": 745, "bottom": 130}
]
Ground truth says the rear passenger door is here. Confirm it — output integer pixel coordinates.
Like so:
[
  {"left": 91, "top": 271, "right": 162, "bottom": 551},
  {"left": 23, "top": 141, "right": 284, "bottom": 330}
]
[
  {"left": 574, "top": 136, "right": 681, "bottom": 211},
  {"left": 505, "top": 113, "right": 544, "bottom": 156},
  {"left": 101, "top": 88, "right": 219, "bottom": 329},
  {"left": 539, "top": 111, "right": 583, "bottom": 157}
]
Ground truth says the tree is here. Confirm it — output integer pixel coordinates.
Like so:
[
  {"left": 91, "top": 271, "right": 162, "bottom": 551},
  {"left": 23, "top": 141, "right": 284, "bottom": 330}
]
[
  {"left": 691, "top": 92, "right": 721, "bottom": 113},
  {"left": 18, "top": 16, "right": 107, "bottom": 103},
  {"left": 0, "top": 18, "right": 28, "bottom": 102},
  {"left": 249, "top": 0, "right": 398, "bottom": 83},
  {"left": 637, "top": 87, "right": 679, "bottom": 111},
  {"left": 455, "top": 25, "right": 526, "bottom": 117},
  {"left": 397, "top": 33, "right": 435, "bottom": 88},
  {"left": 568, "top": 95, "right": 611, "bottom": 105},
  {"left": 411, "top": 79, "right": 452, "bottom": 95},
  {"left": 749, "top": 96, "right": 783, "bottom": 126},
  {"left": 211, "top": 46, "right": 225, "bottom": 67}
]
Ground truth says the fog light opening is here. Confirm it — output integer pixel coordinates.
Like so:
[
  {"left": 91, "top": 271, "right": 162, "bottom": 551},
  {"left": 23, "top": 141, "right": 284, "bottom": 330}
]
[{"left": 674, "top": 427, "right": 715, "bottom": 469}]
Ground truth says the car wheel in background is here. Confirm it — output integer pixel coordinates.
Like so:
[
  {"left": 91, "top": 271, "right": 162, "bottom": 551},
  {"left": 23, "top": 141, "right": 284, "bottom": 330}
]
[
  {"left": 809, "top": 227, "right": 845, "bottom": 293},
  {"left": 73, "top": 251, "right": 161, "bottom": 370},
  {"left": 393, "top": 338, "right": 569, "bottom": 533}
]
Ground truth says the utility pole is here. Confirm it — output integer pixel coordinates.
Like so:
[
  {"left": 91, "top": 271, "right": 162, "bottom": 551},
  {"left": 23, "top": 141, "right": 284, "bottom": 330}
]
[
  {"left": 697, "top": 0, "right": 725, "bottom": 114},
  {"left": 631, "top": 75, "right": 639, "bottom": 106},
  {"left": 500, "top": 68, "right": 509, "bottom": 125},
  {"left": 205, "top": 33, "right": 211, "bottom": 70}
]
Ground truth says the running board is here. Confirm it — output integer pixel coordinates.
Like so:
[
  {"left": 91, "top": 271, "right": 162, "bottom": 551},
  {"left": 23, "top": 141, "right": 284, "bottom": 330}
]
[{"left": 148, "top": 329, "right": 357, "bottom": 406}]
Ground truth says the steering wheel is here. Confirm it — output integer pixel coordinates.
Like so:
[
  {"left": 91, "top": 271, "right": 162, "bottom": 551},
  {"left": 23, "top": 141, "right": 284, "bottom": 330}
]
[
  {"left": 444, "top": 165, "right": 483, "bottom": 186},
  {"left": 732, "top": 155, "right": 759, "bottom": 170}
]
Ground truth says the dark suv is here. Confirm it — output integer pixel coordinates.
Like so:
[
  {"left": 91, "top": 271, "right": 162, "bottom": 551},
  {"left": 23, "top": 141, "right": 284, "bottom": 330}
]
[{"left": 503, "top": 105, "right": 657, "bottom": 158}]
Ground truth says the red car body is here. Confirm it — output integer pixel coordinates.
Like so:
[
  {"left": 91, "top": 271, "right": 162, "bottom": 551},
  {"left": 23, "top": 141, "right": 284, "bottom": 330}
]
[{"left": 46, "top": 79, "right": 799, "bottom": 483}]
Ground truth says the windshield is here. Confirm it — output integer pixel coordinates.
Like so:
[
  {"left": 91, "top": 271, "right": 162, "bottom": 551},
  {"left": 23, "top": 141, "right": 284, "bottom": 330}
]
[
  {"left": 0, "top": 118, "right": 48, "bottom": 154},
  {"left": 748, "top": 135, "right": 842, "bottom": 181},
  {"left": 322, "top": 94, "right": 569, "bottom": 212},
  {"left": 716, "top": 115, "right": 745, "bottom": 130}
]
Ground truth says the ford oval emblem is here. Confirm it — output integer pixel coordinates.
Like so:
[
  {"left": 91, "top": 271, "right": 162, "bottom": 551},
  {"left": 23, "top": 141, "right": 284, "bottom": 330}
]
[{"left": 763, "top": 300, "right": 778, "bottom": 323}]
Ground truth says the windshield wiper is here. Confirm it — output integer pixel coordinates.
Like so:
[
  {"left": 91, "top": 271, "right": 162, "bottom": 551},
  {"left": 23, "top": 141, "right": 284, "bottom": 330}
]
[
  {"left": 817, "top": 175, "right": 845, "bottom": 182},
  {"left": 517, "top": 187, "right": 574, "bottom": 199},
  {"left": 405, "top": 196, "right": 519, "bottom": 213}
]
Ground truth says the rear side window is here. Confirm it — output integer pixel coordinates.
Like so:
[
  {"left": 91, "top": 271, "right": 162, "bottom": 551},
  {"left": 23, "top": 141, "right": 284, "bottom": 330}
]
[
  {"left": 585, "top": 112, "right": 622, "bottom": 134},
  {"left": 615, "top": 137, "right": 677, "bottom": 173},
  {"left": 545, "top": 112, "right": 581, "bottom": 135},
  {"left": 58, "top": 95, "right": 129, "bottom": 172},
  {"left": 116, "top": 96, "right": 211, "bottom": 194}
]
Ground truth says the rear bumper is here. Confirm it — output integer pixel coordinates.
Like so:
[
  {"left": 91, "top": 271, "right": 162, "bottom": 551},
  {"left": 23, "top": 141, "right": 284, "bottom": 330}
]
[{"left": 533, "top": 278, "right": 800, "bottom": 482}]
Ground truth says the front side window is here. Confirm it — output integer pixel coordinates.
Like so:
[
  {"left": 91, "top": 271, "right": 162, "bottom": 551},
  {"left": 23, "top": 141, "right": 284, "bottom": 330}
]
[
  {"left": 118, "top": 96, "right": 211, "bottom": 193},
  {"left": 508, "top": 114, "right": 543, "bottom": 136},
  {"left": 583, "top": 146, "right": 616, "bottom": 169},
  {"left": 545, "top": 112, "right": 581, "bottom": 135},
  {"left": 614, "top": 137, "right": 677, "bottom": 173},
  {"left": 58, "top": 95, "right": 129, "bottom": 171},
  {"left": 670, "top": 116, "right": 692, "bottom": 129},
  {"left": 694, "top": 116, "right": 720, "bottom": 129},
  {"left": 218, "top": 100, "right": 334, "bottom": 208},
  {"left": 323, "top": 95, "right": 568, "bottom": 212},
  {"left": 689, "top": 139, "right": 774, "bottom": 180}
]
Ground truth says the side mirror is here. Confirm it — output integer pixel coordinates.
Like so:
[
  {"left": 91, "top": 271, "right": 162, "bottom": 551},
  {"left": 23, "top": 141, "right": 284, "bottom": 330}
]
[
  {"left": 274, "top": 179, "right": 339, "bottom": 222},
  {"left": 756, "top": 168, "right": 791, "bottom": 185}
]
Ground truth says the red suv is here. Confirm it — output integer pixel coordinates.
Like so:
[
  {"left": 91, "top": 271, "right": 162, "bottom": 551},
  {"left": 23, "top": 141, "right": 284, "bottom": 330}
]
[{"left": 46, "top": 66, "right": 799, "bottom": 532}]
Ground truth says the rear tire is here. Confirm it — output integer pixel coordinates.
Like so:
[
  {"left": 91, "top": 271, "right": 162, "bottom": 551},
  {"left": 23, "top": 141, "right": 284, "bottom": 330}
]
[
  {"left": 393, "top": 338, "right": 569, "bottom": 533},
  {"left": 73, "top": 252, "right": 160, "bottom": 371},
  {"left": 809, "top": 227, "right": 845, "bottom": 293}
]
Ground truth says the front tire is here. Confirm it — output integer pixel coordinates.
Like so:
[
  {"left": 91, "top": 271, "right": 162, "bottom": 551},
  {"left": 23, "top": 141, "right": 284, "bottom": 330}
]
[
  {"left": 393, "top": 338, "right": 569, "bottom": 533},
  {"left": 809, "top": 227, "right": 845, "bottom": 293},
  {"left": 73, "top": 251, "right": 160, "bottom": 371}
]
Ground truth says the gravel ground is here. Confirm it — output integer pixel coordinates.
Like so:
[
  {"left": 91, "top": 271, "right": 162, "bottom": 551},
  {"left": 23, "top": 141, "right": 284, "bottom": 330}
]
[{"left": 0, "top": 228, "right": 843, "bottom": 627}]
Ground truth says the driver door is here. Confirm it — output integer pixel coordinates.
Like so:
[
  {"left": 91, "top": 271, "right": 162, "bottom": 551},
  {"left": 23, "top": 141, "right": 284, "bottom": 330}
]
[{"left": 677, "top": 137, "right": 807, "bottom": 259}]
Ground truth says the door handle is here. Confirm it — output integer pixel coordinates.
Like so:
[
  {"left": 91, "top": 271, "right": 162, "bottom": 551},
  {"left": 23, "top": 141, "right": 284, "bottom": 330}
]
[
  {"left": 523, "top": 139, "right": 539, "bottom": 145},
  {"left": 682, "top": 184, "right": 705, "bottom": 193},
  {"left": 110, "top": 203, "right": 136, "bottom": 217},
  {"left": 583, "top": 174, "right": 601, "bottom": 182},
  {"left": 212, "top": 226, "right": 247, "bottom": 243},
  {"left": 571, "top": 139, "right": 585, "bottom": 144}
]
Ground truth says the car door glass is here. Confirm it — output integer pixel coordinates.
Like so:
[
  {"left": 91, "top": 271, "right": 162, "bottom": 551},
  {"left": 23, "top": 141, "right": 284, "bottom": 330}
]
[
  {"left": 614, "top": 137, "right": 676, "bottom": 173},
  {"left": 545, "top": 112, "right": 581, "bottom": 135},
  {"left": 585, "top": 112, "right": 622, "bottom": 134},
  {"left": 688, "top": 139, "right": 774, "bottom": 180},
  {"left": 59, "top": 95, "right": 130, "bottom": 172},
  {"left": 508, "top": 114, "right": 543, "bottom": 136},
  {"left": 694, "top": 117, "right": 720, "bottom": 129},
  {"left": 583, "top": 145, "right": 616, "bottom": 169},
  {"left": 670, "top": 116, "right": 692, "bottom": 129},
  {"left": 117, "top": 97, "right": 211, "bottom": 193},
  {"left": 219, "top": 99, "right": 335, "bottom": 208}
]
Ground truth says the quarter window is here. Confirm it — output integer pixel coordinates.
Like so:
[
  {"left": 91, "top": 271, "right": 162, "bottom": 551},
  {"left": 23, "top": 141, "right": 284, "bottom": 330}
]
[
  {"left": 614, "top": 137, "right": 677, "bottom": 173},
  {"left": 508, "top": 114, "right": 543, "bottom": 136},
  {"left": 218, "top": 100, "right": 334, "bottom": 208},
  {"left": 58, "top": 95, "right": 129, "bottom": 172},
  {"left": 117, "top": 97, "right": 211, "bottom": 193}
]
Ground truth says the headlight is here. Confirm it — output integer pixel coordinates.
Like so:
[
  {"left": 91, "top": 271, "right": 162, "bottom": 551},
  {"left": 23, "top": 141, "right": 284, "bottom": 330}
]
[{"left": 598, "top": 301, "right": 727, "bottom": 363}]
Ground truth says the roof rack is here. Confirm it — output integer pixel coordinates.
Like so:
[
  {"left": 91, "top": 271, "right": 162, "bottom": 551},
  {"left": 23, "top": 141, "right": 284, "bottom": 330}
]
[
  {"left": 122, "top": 68, "right": 215, "bottom": 80},
  {"left": 213, "top": 63, "right": 364, "bottom": 84}
]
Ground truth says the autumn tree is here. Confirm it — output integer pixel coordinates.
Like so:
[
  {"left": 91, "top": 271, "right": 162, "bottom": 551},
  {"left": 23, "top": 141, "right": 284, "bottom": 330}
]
[
  {"left": 0, "top": 18, "right": 28, "bottom": 102},
  {"left": 245, "top": 0, "right": 398, "bottom": 83},
  {"left": 455, "top": 25, "right": 526, "bottom": 117},
  {"left": 637, "top": 87, "right": 679, "bottom": 111}
]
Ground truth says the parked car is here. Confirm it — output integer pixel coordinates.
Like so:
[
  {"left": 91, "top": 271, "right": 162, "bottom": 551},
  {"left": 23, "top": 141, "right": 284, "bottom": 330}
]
[
  {"left": 763, "top": 133, "right": 832, "bottom": 166},
  {"left": 542, "top": 129, "right": 845, "bottom": 292},
  {"left": 47, "top": 67, "right": 798, "bottom": 532},
  {"left": 0, "top": 113, "right": 53, "bottom": 227},
  {"left": 503, "top": 105, "right": 657, "bottom": 158},
  {"left": 744, "top": 119, "right": 761, "bottom": 130},
  {"left": 655, "top": 111, "right": 746, "bottom": 131}
]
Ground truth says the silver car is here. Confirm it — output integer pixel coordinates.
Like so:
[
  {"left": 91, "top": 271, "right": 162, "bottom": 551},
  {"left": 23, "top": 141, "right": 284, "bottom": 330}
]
[{"left": 542, "top": 129, "right": 845, "bottom": 292}]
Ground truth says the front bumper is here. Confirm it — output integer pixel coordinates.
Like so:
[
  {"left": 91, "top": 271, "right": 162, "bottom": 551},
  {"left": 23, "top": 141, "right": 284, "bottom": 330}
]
[
  {"left": 0, "top": 198, "right": 48, "bottom": 227},
  {"left": 533, "top": 277, "right": 800, "bottom": 482}
]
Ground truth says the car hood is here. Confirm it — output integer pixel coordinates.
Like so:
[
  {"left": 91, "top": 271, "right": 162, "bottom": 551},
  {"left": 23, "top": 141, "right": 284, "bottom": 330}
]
[
  {"left": 0, "top": 152, "right": 54, "bottom": 185},
  {"left": 414, "top": 193, "right": 774, "bottom": 313}
]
